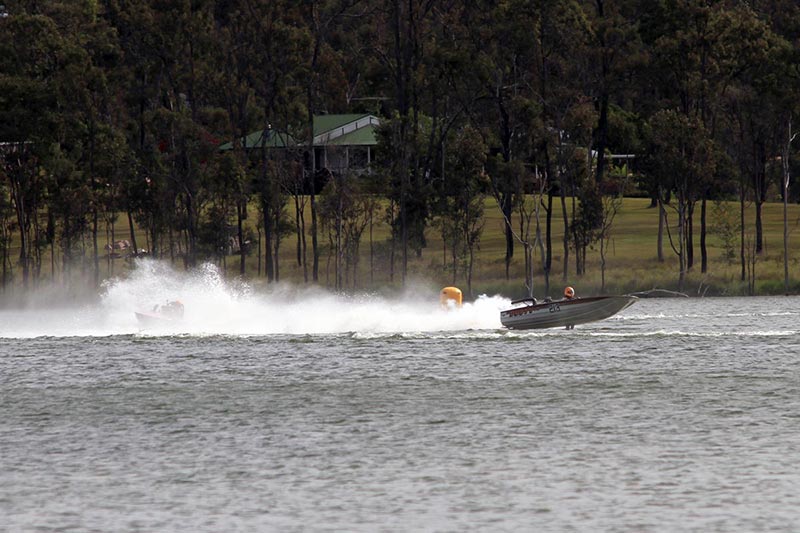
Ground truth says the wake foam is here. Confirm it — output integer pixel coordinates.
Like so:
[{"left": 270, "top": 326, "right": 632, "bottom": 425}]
[{"left": 0, "top": 260, "right": 509, "bottom": 338}]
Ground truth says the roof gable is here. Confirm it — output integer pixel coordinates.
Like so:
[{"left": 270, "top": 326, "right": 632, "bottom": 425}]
[
  {"left": 313, "top": 114, "right": 379, "bottom": 145},
  {"left": 218, "top": 129, "right": 296, "bottom": 151},
  {"left": 219, "top": 114, "right": 380, "bottom": 151}
]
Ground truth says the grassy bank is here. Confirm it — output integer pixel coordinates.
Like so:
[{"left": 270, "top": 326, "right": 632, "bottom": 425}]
[
  {"left": 460, "top": 197, "right": 800, "bottom": 298},
  {"left": 3, "top": 197, "right": 800, "bottom": 299}
]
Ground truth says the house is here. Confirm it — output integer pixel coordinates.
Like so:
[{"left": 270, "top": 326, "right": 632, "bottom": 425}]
[
  {"left": 310, "top": 114, "right": 379, "bottom": 174},
  {"left": 219, "top": 113, "right": 380, "bottom": 178}
]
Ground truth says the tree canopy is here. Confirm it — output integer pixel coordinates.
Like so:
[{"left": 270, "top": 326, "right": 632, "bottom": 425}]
[{"left": 1, "top": 0, "right": 799, "bottom": 293}]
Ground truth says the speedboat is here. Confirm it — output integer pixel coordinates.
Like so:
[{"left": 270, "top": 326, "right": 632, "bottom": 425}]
[
  {"left": 135, "top": 300, "right": 184, "bottom": 326},
  {"left": 500, "top": 290, "right": 636, "bottom": 330}
]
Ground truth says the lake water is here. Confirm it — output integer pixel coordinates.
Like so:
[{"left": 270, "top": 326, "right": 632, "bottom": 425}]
[{"left": 2, "top": 263, "right": 800, "bottom": 532}]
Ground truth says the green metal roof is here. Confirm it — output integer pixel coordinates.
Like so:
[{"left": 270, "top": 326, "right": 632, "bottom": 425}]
[
  {"left": 218, "top": 129, "right": 296, "bottom": 151},
  {"left": 313, "top": 114, "right": 371, "bottom": 135},
  {"left": 219, "top": 114, "right": 379, "bottom": 151},
  {"left": 324, "top": 124, "right": 379, "bottom": 146}
]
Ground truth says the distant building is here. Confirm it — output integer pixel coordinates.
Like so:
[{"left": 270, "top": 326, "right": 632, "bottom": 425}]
[{"left": 219, "top": 113, "right": 380, "bottom": 178}]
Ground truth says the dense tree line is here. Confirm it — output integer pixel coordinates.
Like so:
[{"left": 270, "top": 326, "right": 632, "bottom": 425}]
[{"left": 1, "top": 0, "right": 799, "bottom": 295}]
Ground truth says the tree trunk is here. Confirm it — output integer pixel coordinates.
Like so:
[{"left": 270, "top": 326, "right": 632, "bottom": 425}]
[
  {"left": 560, "top": 189, "right": 569, "bottom": 281},
  {"left": 307, "top": 2, "right": 321, "bottom": 283},
  {"left": 783, "top": 118, "right": 795, "bottom": 295},
  {"left": 182, "top": 185, "right": 198, "bottom": 269},
  {"left": 92, "top": 209, "right": 100, "bottom": 287},
  {"left": 754, "top": 140, "right": 767, "bottom": 254},
  {"left": 784, "top": 174, "right": 790, "bottom": 294},
  {"left": 678, "top": 201, "right": 686, "bottom": 292},
  {"left": 238, "top": 201, "right": 246, "bottom": 276},
  {"left": 503, "top": 193, "right": 514, "bottom": 280},
  {"left": 295, "top": 195, "right": 302, "bottom": 267},
  {"left": 310, "top": 188, "right": 319, "bottom": 282},
  {"left": 12, "top": 184, "right": 29, "bottom": 288},
  {"left": 755, "top": 195, "right": 764, "bottom": 254},
  {"left": 1, "top": 224, "right": 8, "bottom": 291},
  {"left": 740, "top": 181, "right": 746, "bottom": 282},
  {"left": 700, "top": 196, "right": 708, "bottom": 273},
  {"left": 262, "top": 199, "right": 274, "bottom": 281},
  {"left": 600, "top": 235, "right": 606, "bottom": 292},
  {"left": 594, "top": 93, "right": 609, "bottom": 184},
  {"left": 127, "top": 211, "right": 138, "bottom": 256},
  {"left": 544, "top": 190, "right": 552, "bottom": 297},
  {"left": 369, "top": 209, "right": 374, "bottom": 285},
  {"left": 686, "top": 201, "right": 694, "bottom": 270},
  {"left": 657, "top": 195, "right": 665, "bottom": 262},
  {"left": 273, "top": 207, "right": 281, "bottom": 283}
]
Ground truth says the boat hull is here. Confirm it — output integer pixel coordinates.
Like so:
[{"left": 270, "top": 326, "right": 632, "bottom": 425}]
[
  {"left": 500, "top": 295, "right": 637, "bottom": 330},
  {"left": 135, "top": 311, "right": 177, "bottom": 327}
]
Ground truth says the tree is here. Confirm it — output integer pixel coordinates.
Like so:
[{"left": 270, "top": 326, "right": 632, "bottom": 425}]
[
  {"left": 645, "top": 110, "right": 716, "bottom": 291},
  {"left": 455, "top": 0, "right": 541, "bottom": 281},
  {"left": 532, "top": 0, "right": 593, "bottom": 284},
  {"left": 580, "top": 0, "right": 642, "bottom": 185},
  {"left": 303, "top": 0, "right": 364, "bottom": 283},
  {"left": 318, "top": 169, "right": 373, "bottom": 290},
  {"left": 0, "top": 12, "right": 69, "bottom": 287},
  {"left": 0, "top": 176, "right": 12, "bottom": 290},
  {"left": 598, "top": 174, "right": 626, "bottom": 292},
  {"left": 571, "top": 178, "right": 602, "bottom": 277},
  {"left": 781, "top": 118, "right": 797, "bottom": 293},
  {"left": 436, "top": 126, "right": 487, "bottom": 297}
]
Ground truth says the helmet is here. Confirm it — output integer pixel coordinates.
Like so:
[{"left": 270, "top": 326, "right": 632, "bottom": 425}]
[{"left": 564, "top": 286, "right": 575, "bottom": 299}]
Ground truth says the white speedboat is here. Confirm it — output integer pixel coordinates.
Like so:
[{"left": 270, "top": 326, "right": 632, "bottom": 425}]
[
  {"left": 500, "top": 294, "right": 636, "bottom": 330},
  {"left": 135, "top": 300, "right": 184, "bottom": 326}
]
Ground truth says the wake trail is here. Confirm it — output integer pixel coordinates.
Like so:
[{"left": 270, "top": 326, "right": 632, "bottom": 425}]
[{"left": 0, "top": 260, "right": 509, "bottom": 338}]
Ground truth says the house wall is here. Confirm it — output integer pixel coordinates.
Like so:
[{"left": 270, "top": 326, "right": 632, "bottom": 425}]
[{"left": 318, "top": 146, "right": 371, "bottom": 174}]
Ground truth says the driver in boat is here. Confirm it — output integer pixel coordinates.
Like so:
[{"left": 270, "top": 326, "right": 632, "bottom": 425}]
[
  {"left": 154, "top": 300, "right": 184, "bottom": 319},
  {"left": 563, "top": 286, "right": 575, "bottom": 299}
]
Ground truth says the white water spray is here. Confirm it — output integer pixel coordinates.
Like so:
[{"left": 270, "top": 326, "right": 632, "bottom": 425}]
[{"left": 0, "top": 260, "right": 508, "bottom": 338}]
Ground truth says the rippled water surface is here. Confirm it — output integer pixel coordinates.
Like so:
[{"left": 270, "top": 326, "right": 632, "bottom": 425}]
[{"left": 2, "top": 269, "right": 800, "bottom": 531}]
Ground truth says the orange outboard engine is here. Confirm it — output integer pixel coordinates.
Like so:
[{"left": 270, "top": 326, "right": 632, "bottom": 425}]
[{"left": 440, "top": 287, "right": 463, "bottom": 309}]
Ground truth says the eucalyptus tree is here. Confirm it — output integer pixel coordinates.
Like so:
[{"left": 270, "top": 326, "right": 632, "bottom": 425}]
[
  {"left": 765, "top": 0, "right": 800, "bottom": 293},
  {"left": 455, "top": 0, "right": 541, "bottom": 281},
  {"left": 432, "top": 125, "right": 487, "bottom": 297},
  {"left": 711, "top": 5, "right": 786, "bottom": 267},
  {"left": 50, "top": 0, "right": 130, "bottom": 286},
  {"left": 317, "top": 168, "right": 374, "bottom": 290},
  {"left": 264, "top": 156, "right": 294, "bottom": 283},
  {"left": 530, "top": 0, "right": 582, "bottom": 283},
  {"left": 579, "top": 0, "right": 642, "bottom": 186},
  {"left": 645, "top": 110, "right": 717, "bottom": 291},
  {"left": 113, "top": 1, "right": 219, "bottom": 268},
  {"left": 200, "top": 151, "right": 239, "bottom": 269},
  {"left": 0, "top": 178, "right": 12, "bottom": 289},
  {"left": 781, "top": 118, "right": 797, "bottom": 294},
  {"left": 641, "top": 0, "right": 717, "bottom": 269},
  {"left": 210, "top": 2, "right": 265, "bottom": 277},
  {"left": 759, "top": 14, "right": 799, "bottom": 294},
  {"left": 570, "top": 177, "right": 601, "bottom": 277},
  {"left": 0, "top": 9, "right": 72, "bottom": 287},
  {"left": 301, "top": 0, "right": 364, "bottom": 282},
  {"left": 561, "top": 101, "right": 598, "bottom": 277},
  {"left": 367, "top": 0, "right": 450, "bottom": 284},
  {"left": 105, "top": 0, "right": 168, "bottom": 257},
  {"left": 643, "top": 1, "right": 788, "bottom": 277}
]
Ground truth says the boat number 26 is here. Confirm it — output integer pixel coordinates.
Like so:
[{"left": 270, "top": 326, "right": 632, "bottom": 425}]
[{"left": 548, "top": 303, "right": 561, "bottom": 313}]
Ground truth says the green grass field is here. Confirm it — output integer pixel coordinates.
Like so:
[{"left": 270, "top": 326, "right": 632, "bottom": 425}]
[
  {"left": 470, "top": 197, "right": 800, "bottom": 298},
  {"left": 4, "top": 197, "right": 800, "bottom": 298}
]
